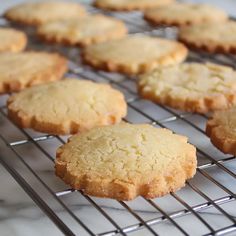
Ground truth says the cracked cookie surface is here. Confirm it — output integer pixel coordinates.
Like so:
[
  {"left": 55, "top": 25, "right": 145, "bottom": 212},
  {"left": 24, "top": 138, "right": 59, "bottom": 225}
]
[
  {"left": 37, "top": 14, "right": 127, "bottom": 47},
  {"left": 82, "top": 35, "right": 188, "bottom": 75},
  {"left": 0, "top": 28, "right": 27, "bottom": 52},
  {"left": 0, "top": 51, "right": 67, "bottom": 94},
  {"left": 144, "top": 3, "right": 227, "bottom": 27},
  {"left": 55, "top": 123, "right": 197, "bottom": 200},
  {"left": 179, "top": 21, "right": 236, "bottom": 53},
  {"left": 4, "top": 1, "right": 86, "bottom": 26},
  {"left": 7, "top": 79, "right": 127, "bottom": 135},
  {"left": 138, "top": 63, "right": 236, "bottom": 113},
  {"left": 206, "top": 108, "right": 236, "bottom": 155},
  {"left": 94, "top": 0, "right": 174, "bottom": 11}
]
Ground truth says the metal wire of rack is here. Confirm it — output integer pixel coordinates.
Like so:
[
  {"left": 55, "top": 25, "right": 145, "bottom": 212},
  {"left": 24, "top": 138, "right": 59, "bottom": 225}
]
[{"left": 0, "top": 1, "right": 236, "bottom": 236}]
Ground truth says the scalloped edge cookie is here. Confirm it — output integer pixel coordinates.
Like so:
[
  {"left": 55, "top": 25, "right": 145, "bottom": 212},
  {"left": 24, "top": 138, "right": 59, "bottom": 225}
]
[
  {"left": 55, "top": 123, "right": 197, "bottom": 200},
  {"left": 82, "top": 36, "right": 188, "bottom": 75},
  {"left": 37, "top": 15, "right": 127, "bottom": 47},
  {"left": 206, "top": 108, "right": 236, "bottom": 155},
  {"left": 179, "top": 21, "right": 236, "bottom": 54},
  {"left": 144, "top": 3, "right": 228, "bottom": 27},
  {"left": 7, "top": 79, "right": 127, "bottom": 135},
  {"left": 138, "top": 62, "right": 236, "bottom": 113},
  {"left": 0, "top": 51, "right": 67, "bottom": 94},
  {"left": 4, "top": 2, "right": 86, "bottom": 26}
]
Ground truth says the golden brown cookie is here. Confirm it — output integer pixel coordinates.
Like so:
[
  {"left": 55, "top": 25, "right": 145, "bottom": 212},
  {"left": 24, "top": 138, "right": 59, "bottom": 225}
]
[
  {"left": 4, "top": 1, "right": 86, "bottom": 26},
  {"left": 179, "top": 21, "right": 236, "bottom": 53},
  {"left": 138, "top": 63, "right": 236, "bottom": 113},
  {"left": 82, "top": 35, "right": 188, "bottom": 75},
  {"left": 94, "top": 0, "right": 174, "bottom": 11},
  {"left": 0, "top": 52, "right": 67, "bottom": 94},
  {"left": 55, "top": 123, "right": 197, "bottom": 200},
  {"left": 0, "top": 28, "right": 27, "bottom": 52},
  {"left": 7, "top": 79, "right": 127, "bottom": 135},
  {"left": 206, "top": 108, "right": 236, "bottom": 155},
  {"left": 37, "top": 14, "right": 127, "bottom": 47},
  {"left": 144, "top": 3, "right": 227, "bottom": 27}
]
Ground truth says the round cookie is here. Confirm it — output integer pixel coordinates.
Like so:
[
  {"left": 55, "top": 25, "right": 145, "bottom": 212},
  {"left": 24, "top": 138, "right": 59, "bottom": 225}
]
[
  {"left": 82, "top": 35, "right": 188, "bottom": 75},
  {"left": 138, "top": 63, "right": 236, "bottom": 113},
  {"left": 179, "top": 21, "right": 236, "bottom": 53},
  {"left": 4, "top": 1, "right": 86, "bottom": 26},
  {"left": 0, "top": 52, "right": 67, "bottom": 94},
  {"left": 94, "top": 0, "right": 175, "bottom": 11},
  {"left": 37, "top": 15, "right": 127, "bottom": 47},
  {"left": 0, "top": 28, "right": 27, "bottom": 52},
  {"left": 55, "top": 123, "right": 197, "bottom": 200},
  {"left": 206, "top": 108, "right": 236, "bottom": 155},
  {"left": 7, "top": 79, "right": 127, "bottom": 135},
  {"left": 144, "top": 3, "right": 227, "bottom": 27}
]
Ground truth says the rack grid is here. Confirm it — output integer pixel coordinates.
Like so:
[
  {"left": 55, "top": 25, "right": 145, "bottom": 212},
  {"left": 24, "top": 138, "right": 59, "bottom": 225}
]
[{"left": 0, "top": 1, "right": 236, "bottom": 235}]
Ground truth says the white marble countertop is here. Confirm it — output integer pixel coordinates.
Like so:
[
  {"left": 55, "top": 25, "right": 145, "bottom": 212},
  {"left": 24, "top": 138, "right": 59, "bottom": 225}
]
[{"left": 1, "top": 1, "right": 236, "bottom": 236}]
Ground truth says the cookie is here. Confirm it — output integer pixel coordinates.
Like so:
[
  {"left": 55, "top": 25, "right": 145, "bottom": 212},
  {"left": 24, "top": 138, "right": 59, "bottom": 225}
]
[
  {"left": 82, "top": 35, "right": 188, "bottom": 75},
  {"left": 0, "top": 28, "right": 27, "bottom": 52},
  {"left": 94, "top": 0, "right": 174, "bottom": 11},
  {"left": 179, "top": 21, "right": 236, "bottom": 53},
  {"left": 4, "top": 2, "right": 86, "bottom": 26},
  {"left": 7, "top": 79, "right": 127, "bottom": 135},
  {"left": 144, "top": 3, "right": 227, "bottom": 27},
  {"left": 138, "top": 63, "right": 236, "bottom": 113},
  {"left": 37, "top": 14, "right": 127, "bottom": 47},
  {"left": 206, "top": 108, "right": 236, "bottom": 155},
  {"left": 55, "top": 123, "right": 197, "bottom": 200},
  {"left": 0, "top": 52, "right": 67, "bottom": 94}
]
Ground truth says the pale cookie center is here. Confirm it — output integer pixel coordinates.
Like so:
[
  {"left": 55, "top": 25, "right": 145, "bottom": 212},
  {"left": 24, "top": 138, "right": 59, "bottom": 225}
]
[
  {"left": 11, "top": 3, "right": 85, "bottom": 22},
  {"left": 160, "top": 6, "right": 218, "bottom": 18},
  {"left": 184, "top": 23, "right": 236, "bottom": 42},
  {"left": 61, "top": 125, "right": 191, "bottom": 182},
  {"left": 41, "top": 17, "right": 120, "bottom": 39},
  {"left": 8, "top": 80, "right": 125, "bottom": 126},
  {"left": 140, "top": 63, "right": 236, "bottom": 98},
  {"left": 89, "top": 38, "right": 179, "bottom": 63}
]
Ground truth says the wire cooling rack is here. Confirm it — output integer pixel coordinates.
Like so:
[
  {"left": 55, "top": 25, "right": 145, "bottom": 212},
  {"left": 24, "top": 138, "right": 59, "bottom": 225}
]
[{"left": 0, "top": 1, "right": 236, "bottom": 236}]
